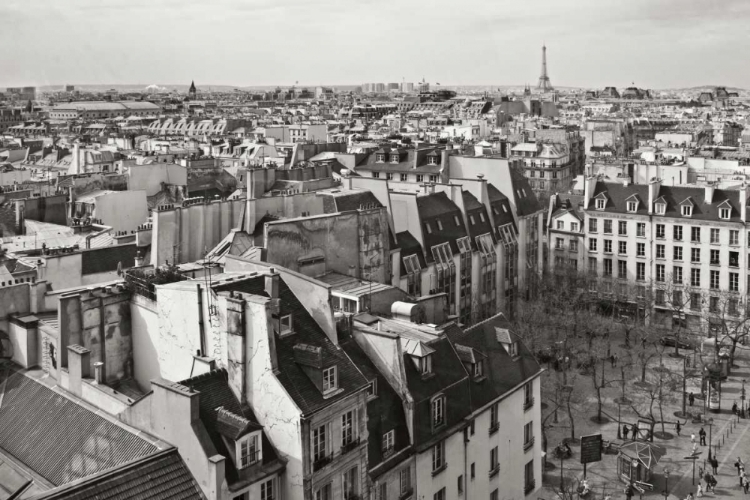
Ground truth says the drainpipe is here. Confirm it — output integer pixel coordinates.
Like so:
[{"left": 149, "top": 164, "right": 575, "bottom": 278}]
[{"left": 197, "top": 283, "right": 206, "bottom": 356}]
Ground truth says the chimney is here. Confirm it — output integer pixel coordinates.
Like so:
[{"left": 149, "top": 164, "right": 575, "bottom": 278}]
[
  {"left": 583, "top": 176, "right": 597, "bottom": 210},
  {"left": 704, "top": 182, "right": 715, "bottom": 204},
  {"left": 207, "top": 456, "right": 226, "bottom": 500},
  {"left": 67, "top": 345, "right": 91, "bottom": 397},
  {"left": 265, "top": 268, "right": 279, "bottom": 299},
  {"left": 741, "top": 183, "right": 747, "bottom": 223},
  {"left": 72, "top": 143, "right": 80, "bottom": 174},
  {"left": 93, "top": 361, "right": 104, "bottom": 384},
  {"left": 134, "top": 249, "right": 144, "bottom": 267},
  {"left": 647, "top": 177, "right": 662, "bottom": 215}
]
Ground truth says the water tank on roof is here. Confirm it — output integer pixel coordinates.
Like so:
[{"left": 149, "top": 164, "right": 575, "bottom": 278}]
[{"left": 391, "top": 301, "right": 425, "bottom": 323}]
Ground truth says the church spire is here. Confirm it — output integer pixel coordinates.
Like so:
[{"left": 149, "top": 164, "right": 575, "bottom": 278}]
[{"left": 189, "top": 80, "right": 196, "bottom": 97}]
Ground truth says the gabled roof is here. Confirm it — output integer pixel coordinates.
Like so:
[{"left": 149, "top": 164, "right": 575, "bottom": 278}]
[
  {"left": 32, "top": 449, "right": 206, "bottom": 500},
  {"left": 679, "top": 197, "right": 695, "bottom": 207},
  {"left": 0, "top": 370, "right": 159, "bottom": 487}
]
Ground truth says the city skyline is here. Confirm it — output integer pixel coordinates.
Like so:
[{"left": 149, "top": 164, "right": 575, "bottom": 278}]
[{"left": 1, "top": 0, "right": 749, "bottom": 89}]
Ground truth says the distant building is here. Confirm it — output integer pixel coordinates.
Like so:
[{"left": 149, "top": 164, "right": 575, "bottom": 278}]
[
  {"left": 401, "top": 82, "right": 414, "bottom": 92},
  {"left": 5, "top": 86, "right": 36, "bottom": 101},
  {"left": 49, "top": 101, "right": 160, "bottom": 120},
  {"left": 189, "top": 80, "right": 197, "bottom": 99}
]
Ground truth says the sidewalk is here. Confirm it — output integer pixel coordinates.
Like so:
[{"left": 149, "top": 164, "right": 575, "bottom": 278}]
[{"left": 539, "top": 348, "right": 750, "bottom": 499}]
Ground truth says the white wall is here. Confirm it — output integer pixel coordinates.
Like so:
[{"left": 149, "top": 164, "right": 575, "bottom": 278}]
[{"left": 95, "top": 191, "right": 149, "bottom": 232}]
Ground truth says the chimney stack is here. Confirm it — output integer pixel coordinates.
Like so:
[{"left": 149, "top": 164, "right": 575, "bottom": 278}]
[
  {"left": 67, "top": 345, "right": 91, "bottom": 397},
  {"left": 93, "top": 361, "right": 104, "bottom": 384},
  {"left": 265, "top": 268, "right": 279, "bottom": 299}
]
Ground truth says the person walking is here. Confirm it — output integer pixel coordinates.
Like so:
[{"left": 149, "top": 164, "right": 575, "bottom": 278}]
[
  {"left": 712, "top": 456, "right": 719, "bottom": 475},
  {"left": 743, "top": 475, "right": 749, "bottom": 494},
  {"left": 691, "top": 432, "right": 696, "bottom": 445},
  {"left": 623, "top": 424, "right": 629, "bottom": 440},
  {"left": 689, "top": 392, "right": 695, "bottom": 406},
  {"left": 633, "top": 423, "right": 639, "bottom": 441},
  {"left": 675, "top": 421, "right": 682, "bottom": 436},
  {"left": 733, "top": 401, "right": 739, "bottom": 415},
  {"left": 697, "top": 482, "right": 704, "bottom": 497},
  {"left": 737, "top": 458, "right": 745, "bottom": 478},
  {"left": 699, "top": 427, "right": 707, "bottom": 446}
]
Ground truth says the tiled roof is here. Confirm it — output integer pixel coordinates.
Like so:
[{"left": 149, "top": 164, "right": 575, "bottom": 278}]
[
  {"left": 31, "top": 448, "right": 206, "bottom": 500},
  {"left": 322, "top": 190, "right": 383, "bottom": 213},
  {"left": 212, "top": 276, "right": 369, "bottom": 416},
  {"left": 416, "top": 192, "right": 468, "bottom": 261},
  {"left": 509, "top": 169, "right": 542, "bottom": 217},
  {"left": 80, "top": 244, "right": 138, "bottom": 276},
  {"left": 0, "top": 371, "right": 158, "bottom": 487}
]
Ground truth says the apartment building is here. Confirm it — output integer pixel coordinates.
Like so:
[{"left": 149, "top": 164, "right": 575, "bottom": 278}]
[
  {"left": 512, "top": 142, "right": 573, "bottom": 193},
  {"left": 550, "top": 177, "right": 749, "bottom": 333}
]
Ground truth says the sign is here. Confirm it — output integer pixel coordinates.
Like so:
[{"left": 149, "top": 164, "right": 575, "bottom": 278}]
[{"left": 580, "top": 434, "right": 603, "bottom": 464}]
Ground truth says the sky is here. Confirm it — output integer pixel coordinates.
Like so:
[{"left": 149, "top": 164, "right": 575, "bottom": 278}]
[{"left": 1, "top": 0, "right": 749, "bottom": 90}]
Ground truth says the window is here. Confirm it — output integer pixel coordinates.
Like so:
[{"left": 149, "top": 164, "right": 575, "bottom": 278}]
[
  {"left": 280, "top": 314, "right": 292, "bottom": 335},
  {"left": 729, "top": 298, "right": 739, "bottom": 315},
  {"left": 489, "top": 446, "right": 499, "bottom": 474},
  {"left": 604, "top": 259, "right": 612, "bottom": 277},
  {"left": 691, "top": 248, "right": 700, "bottom": 263},
  {"left": 656, "top": 244, "right": 665, "bottom": 259},
  {"left": 690, "top": 293, "right": 701, "bottom": 310},
  {"left": 655, "top": 202, "right": 666, "bottom": 215},
  {"left": 261, "top": 478, "right": 275, "bottom": 500},
  {"left": 470, "top": 463, "right": 475, "bottom": 479},
  {"left": 416, "top": 174, "right": 424, "bottom": 183},
  {"left": 433, "top": 488, "right": 446, "bottom": 500},
  {"left": 490, "top": 490, "right": 498, "bottom": 500},
  {"left": 382, "top": 430, "right": 395, "bottom": 454},
  {"left": 710, "top": 249, "right": 720, "bottom": 265},
  {"left": 473, "top": 359, "right": 484, "bottom": 378},
  {"left": 637, "top": 242, "right": 645, "bottom": 257},
  {"left": 556, "top": 220, "right": 564, "bottom": 230},
  {"left": 386, "top": 173, "right": 393, "bottom": 180},
  {"left": 618, "top": 221, "right": 627, "bottom": 235},
  {"left": 691, "top": 268, "right": 701, "bottom": 287},
  {"left": 710, "top": 228, "right": 720, "bottom": 244},
  {"left": 372, "top": 172, "right": 380, "bottom": 179},
  {"left": 525, "top": 460, "right": 535, "bottom": 493},
  {"left": 480, "top": 213, "right": 485, "bottom": 223},
  {"left": 454, "top": 215, "right": 461, "bottom": 226},
  {"left": 720, "top": 208, "right": 731, "bottom": 220},
  {"left": 709, "top": 296, "right": 720, "bottom": 313},
  {"left": 437, "top": 219, "right": 443, "bottom": 231},
  {"left": 618, "top": 241, "right": 627, "bottom": 255},
  {"left": 429, "top": 175, "right": 438, "bottom": 183},
  {"left": 691, "top": 227, "right": 700, "bottom": 242},
  {"left": 656, "top": 224, "right": 665, "bottom": 239},
  {"left": 314, "top": 484, "right": 332, "bottom": 500},
  {"left": 379, "top": 483, "right": 387, "bottom": 500},
  {"left": 420, "top": 354, "right": 433, "bottom": 375},
  {"left": 524, "top": 383, "right": 533, "bottom": 408},
  {"left": 589, "top": 239, "right": 598, "bottom": 251},
  {"left": 589, "top": 218, "right": 598, "bottom": 233},
  {"left": 555, "top": 238, "right": 564, "bottom": 250},
  {"left": 681, "top": 205, "right": 692, "bottom": 217},
  {"left": 313, "top": 424, "right": 329, "bottom": 463},
  {"left": 571, "top": 222, "right": 579, "bottom": 232},
  {"left": 343, "top": 466, "right": 359, "bottom": 500},
  {"left": 323, "top": 366, "right": 337, "bottom": 393},
  {"left": 603, "top": 220, "right": 612, "bottom": 234},
  {"left": 730, "top": 272, "right": 739, "bottom": 292},
  {"left": 341, "top": 410, "right": 356, "bottom": 447},
  {"left": 489, "top": 403, "right": 499, "bottom": 433},
  {"left": 457, "top": 475, "right": 464, "bottom": 496},
  {"left": 637, "top": 223, "right": 646, "bottom": 237},
  {"left": 656, "top": 264, "right": 665, "bottom": 282},
  {"left": 588, "top": 257, "right": 597, "bottom": 275},
  {"left": 400, "top": 173, "right": 408, "bottom": 182},
  {"left": 673, "top": 266, "right": 683, "bottom": 284},
  {"left": 400, "top": 467, "right": 411, "bottom": 495},
  {"left": 469, "top": 215, "right": 475, "bottom": 225},
  {"left": 596, "top": 199, "right": 606, "bottom": 210},
  {"left": 730, "top": 230, "right": 739, "bottom": 245},
  {"left": 710, "top": 270, "right": 720, "bottom": 290},
  {"left": 618, "top": 260, "right": 627, "bottom": 279},
  {"left": 655, "top": 289, "right": 665, "bottom": 305},
  {"left": 432, "top": 441, "right": 445, "bottom": 472},
  {"left": 391, "top": 155, "right": 400, "bottom": 163},
  {"left": 238, "top": 433, "right": 259, "bottom": 468},
  {"left": 432, "top": 396, "right": 445, "bottom": 427},
  {"left": 673, "top": 225, "right": 683, "bottom": 241},
  {"left": 524, "top": 421, "right": 534, "bottom": 450},
  {"left": 425, "top": 222, "right": 432, "bottom": 234},
  {"left": 570, "top": 240, "right": 578, "bottom": 252},
  {"left": 604, "top": 240, "right": 612, "bottom": 253},
  {"left": 636, "top": 262, "right": 645, "bottom": 281},
  {"left": 674, "top": 246, "right": 683, "bottom": 261},
  {"left": 627, "top": 201, "right": 637, "bottom": 212}
]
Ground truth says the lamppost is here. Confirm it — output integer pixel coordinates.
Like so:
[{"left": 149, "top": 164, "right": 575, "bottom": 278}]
[
  {"left": 662, "top": 468, "right": 670, "bottom": 500},
  {"left": 560, "top": 450, "right": 565, "bottom": 493},
  {"left": 707, "top": 417, "right": 714, "bottom": 461}
]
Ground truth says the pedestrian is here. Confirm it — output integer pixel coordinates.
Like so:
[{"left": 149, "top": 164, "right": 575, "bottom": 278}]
[
  {"left": 611, "top": 353, "right": 615, "bottom": 367},
  {"left": 633, "top": 423, "right": 639, "bottom": 441},
  {"left": 698, "top": 466, "right": 704, "bottom": 480},
  {"left": 712, "top": 456, "right": 719, "bottom": 475},
  {"left": 623, "top": 424, "right": 630, "bottom": 440},
  {"left": 689, "top": 392, "right": 695, "bottom": 406},
  {"left": 693, "top": 442, "right": 699, "bottom": 455},
  {"left": 685, "top": 493, "right": 693, "bottom": 500},
  {"left": 733, "top": 401, "right": 739, "bottom": 415},
  {"left": 675, "top": 421, "right": 682, "bottom": 436},
  {"left": 697, "top": 482, "right": 703, "bottom": 497},
  {"left": 699, "top": 427, "right": 707, "bottom": 446},
  {"left": 744, "top": 475, "right": 749, "bottom": 494},
  {"left": 614, "top": 353, "right": 618, "bottom": 367},
  {"left": 737, "top": 458, "right": 744, "bottom": 476},
  {"left": 691, "top": 432, "right": 696, "bottom": 445}
]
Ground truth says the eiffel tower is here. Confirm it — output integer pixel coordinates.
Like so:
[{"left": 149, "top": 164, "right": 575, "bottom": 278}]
[{"left": 537, "top": 44, "right": 553, "bottom": 92}]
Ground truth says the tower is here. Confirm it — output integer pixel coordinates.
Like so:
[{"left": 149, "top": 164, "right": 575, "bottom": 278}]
[
  {"left": 537, "top": 44, "right": 553, "bottom": 92},
  {"left": 188, "top": 80, "right": 196, "bottom": 99}
]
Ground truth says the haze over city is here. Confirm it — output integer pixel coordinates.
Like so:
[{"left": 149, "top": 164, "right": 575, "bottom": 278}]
[{"left": 1, "top": 0, "right": 750, "bottom": 88}]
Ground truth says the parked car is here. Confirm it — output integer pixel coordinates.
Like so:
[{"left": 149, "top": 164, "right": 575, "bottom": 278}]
[{"left": 659, "top": 335, "right": 692, "bottom": 349}]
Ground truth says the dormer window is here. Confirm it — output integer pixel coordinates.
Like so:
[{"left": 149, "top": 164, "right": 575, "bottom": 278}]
[
  {"left": 655, "top": 203, "right": 666, "bottom": 215},
  {"left": 627, "top": 201, "right": 637, "bottom": 212},
  {"left": 420, "top": 354, "right": 433, "bottom": 375},
  {"left": 280, "top": 314, "right": 293, "bottom": 335},
  {"left": 376, "top": 154, "right": 385, "bottom": 163},
  {"left": 390, "top": 154, "right": 400, "bottom": 163},
  {"left": 681, "top": 205, "right": 692, "bottom": 217},
  {"left": 323, "top": 365, "right": 338, "bottom": 393},
  {"left": 720, "top": 207, "right": 731, "bottom": 220},
  {"left": 428, "top": 156, "right": 438, "bottom": 165},
  {"left": 595, "top": 198, "right": 606, "bottom": 210},
  {"left": 237, "top": 432, "right": 261, "bottom": 469},
  {"left": 473, "top": 360, "right": 484, "bottom": 378},
  {"left": 508, "top": 341, "right": 518, "bottom": 358}
]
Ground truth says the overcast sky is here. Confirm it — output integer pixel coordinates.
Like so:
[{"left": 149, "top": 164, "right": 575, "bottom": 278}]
[{"left": 1, "top": 0, "right": 748, "bottom": 89}]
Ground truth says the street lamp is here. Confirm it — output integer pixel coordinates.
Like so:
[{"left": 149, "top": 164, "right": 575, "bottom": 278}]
[
  {"left": 707, "top": 417, "right": 714, "bottom": 461},
  {"left": 663, "top": 468, "right": 670, "bottom": 500}
]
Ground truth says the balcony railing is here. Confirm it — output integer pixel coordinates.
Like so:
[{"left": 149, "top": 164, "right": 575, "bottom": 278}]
[
  {"left": 341, "top": 437, "right": 361, "bottom": 456},
  {"left": 524, "top": 437, "right": 535, "bottom": 451},
  {"left": 382, "top": 446, "right": 395, "bottom": 460},
  {"left": 312, "top": 454, "right": 332, "bottom": 472},
  {"left": 238, "top": 449, "right": 261, "bottom": 469}
]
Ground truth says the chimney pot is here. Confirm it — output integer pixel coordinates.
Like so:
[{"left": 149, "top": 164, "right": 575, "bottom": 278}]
[{"left": 93, "top": 361, "right": 104, "bottom": 384}]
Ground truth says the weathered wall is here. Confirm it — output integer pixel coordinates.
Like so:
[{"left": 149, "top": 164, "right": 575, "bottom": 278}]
[
  {"left": 39, "top": 253, "right": 83, "bottom": 291},
  {"left": 245, "top": 192, "right": 325, "bottom": 235},
  {"left": 128, "top": 163, "right": 187, "bottom": 196},
  {"left": 65, "top": 172, "right": 129, "bottom": 196},
  {"left": 20, "top": 194, "right": 68, "bottom": 225},
  {"left": 94, "top": 190, "right": 149, "bottom": 232}
]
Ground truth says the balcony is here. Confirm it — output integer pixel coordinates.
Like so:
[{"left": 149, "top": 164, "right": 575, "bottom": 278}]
[
  {"left": 524, "top": 437, "right": 535, "bottom": 452},
  {"left": 524, "top": 397, "right": 534, "bottom": 411},
  {"left": 489, "top": 423, "right": 499, "bottom": 435},
  {"left": 525, "top": 480, "right": 536, "bottom": 495},
  {"left": 399, "top": 489, "right": 414, "bottom": 500},
  {"left": 312, "top": 454, "right": 332, "bottom": 472},
  {"left": 431, "top": 462, "right": 448, "bottom": 477},
  {"left": 489, "top": 464, "right": 500, "bottom": 478},
  {"left": 341, "top": 438, "right": 361, "bottom": 456}
]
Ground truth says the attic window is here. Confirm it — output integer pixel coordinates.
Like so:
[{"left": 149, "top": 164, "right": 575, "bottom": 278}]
[
  {"left": 376, "top": 154, "right": 385, "bottom": 163},
  {"left": 391, "top": 154, "right": 400, "bottom": 163},
  {"left": 720, "top": 208, "right": 731, "bottom": 220},
  {"left": 473, "top": 360, "right": 484, "bottom": 378},
  {"left": 428, "top": 156, "right": 438, "bottom": 165},
  {"left": 420, "top": 354, "right": 433, "bottom": 375},
  {"left": 681, "top": 205, "right": 693, "bottom": 217},
  {"left": 323, "top": 366, "right": 338, "bottom": 393},
  {"left": 655, "top": 203, "right": 666, "bottom": 215},
  {"left": 596, "top": 199, "right": 606, "bottom": 210},
  {"left": 508, "top": 341, "right": 519, "bottom": 358},
  {"left": 454, "top": 215, "right": 461, "bottom": 226},
  {"left": 424, "top": 222, "right": 432, "bottom": 234},
  {"left": 280, "top": 314, "right": 293, "bottom": 335},
  {"left": 627, "top": 201, "right": 637, "bottom": 212},
  {"left": 237, "top": 432, "right": 261, "bottom": 469}
]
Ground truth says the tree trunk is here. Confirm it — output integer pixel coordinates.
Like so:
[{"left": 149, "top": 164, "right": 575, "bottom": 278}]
[{"left": 567, "top": 395, "right": 575, "bottom": 441}]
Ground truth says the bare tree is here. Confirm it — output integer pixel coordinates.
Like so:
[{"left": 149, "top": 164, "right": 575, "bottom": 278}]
[{"left": 707, "top": 292, "right": 750, "bottom": 367}]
